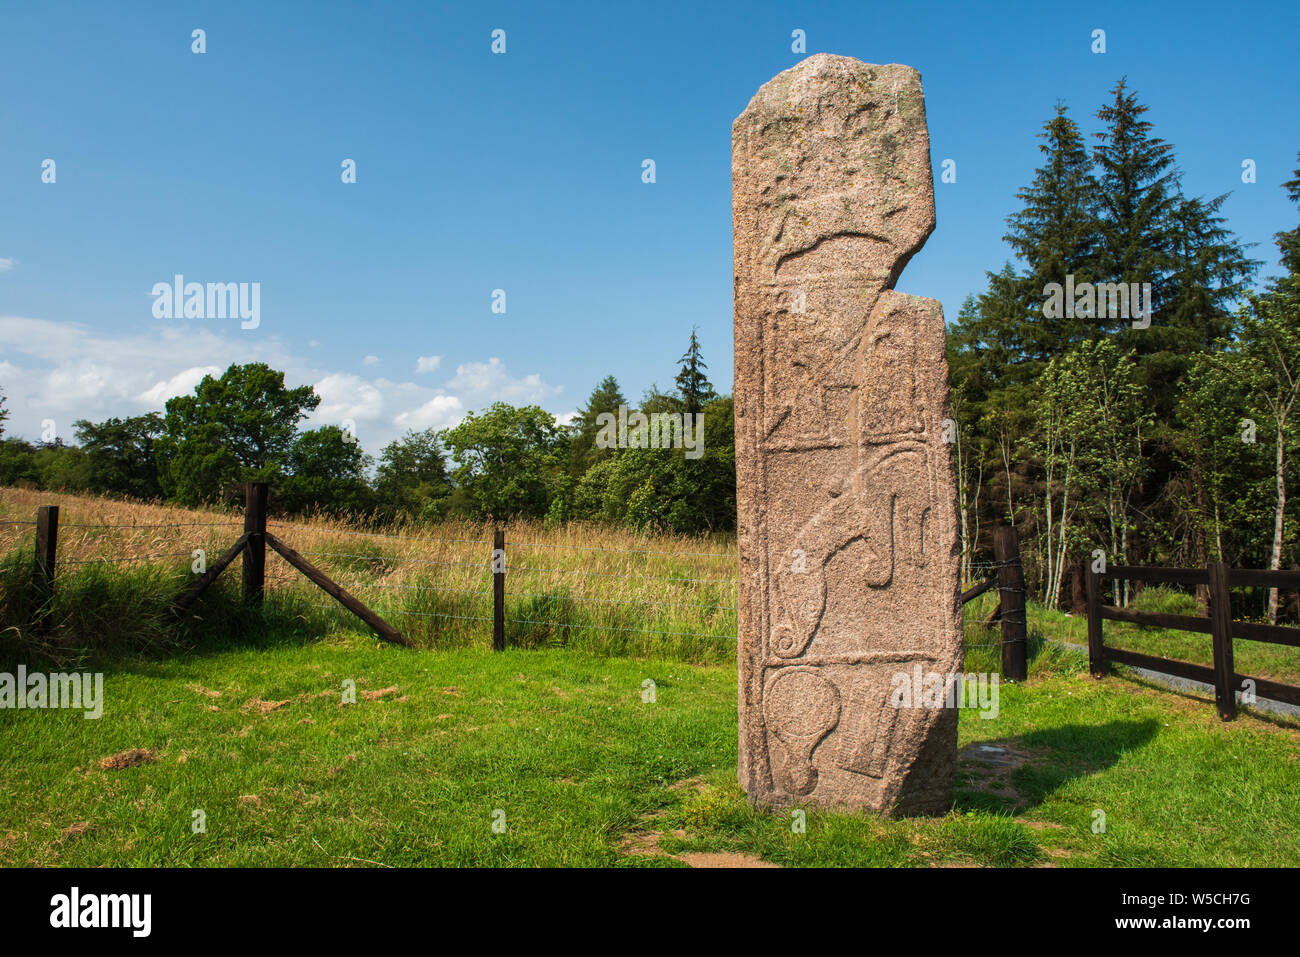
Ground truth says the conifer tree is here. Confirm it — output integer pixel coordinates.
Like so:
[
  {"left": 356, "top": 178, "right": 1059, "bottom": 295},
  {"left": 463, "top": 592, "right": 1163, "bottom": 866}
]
[
  {"left": 1092, "top": 77, "right": 1182, "bottom": 332},
  {"left": 569, "top": 374, "right": 627, "bottom": 475},
  {"left": 1003, "top": 102, "right": 1101, "bottom": 355},
  {"left": 675, "top": 328, "right": 717, "bottom": 414}
]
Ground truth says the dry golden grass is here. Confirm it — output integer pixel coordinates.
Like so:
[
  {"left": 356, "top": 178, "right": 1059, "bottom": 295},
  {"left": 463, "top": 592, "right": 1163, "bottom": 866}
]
[{"left": 0, "top": 486, "right": 739, "bottom": 661}]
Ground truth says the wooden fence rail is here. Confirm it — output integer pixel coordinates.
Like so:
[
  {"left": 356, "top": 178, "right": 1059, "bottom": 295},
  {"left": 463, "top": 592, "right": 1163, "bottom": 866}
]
[
  {"left": 15, "top": 483, "right": 409, "bottom": 648},
  {"left": 1086, "top": 560, "right": 1300, "bottom": 720}
]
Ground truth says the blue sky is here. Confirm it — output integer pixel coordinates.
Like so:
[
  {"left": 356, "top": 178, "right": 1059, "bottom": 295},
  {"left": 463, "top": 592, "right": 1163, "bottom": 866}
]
[{"left": 2, "top": 0, "right": 1296, "bottom": 454}]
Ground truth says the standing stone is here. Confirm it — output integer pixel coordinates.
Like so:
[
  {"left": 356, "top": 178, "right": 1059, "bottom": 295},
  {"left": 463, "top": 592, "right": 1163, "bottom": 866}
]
[{"left": 732, "top": 54, "right": 961, "bottom": 815}]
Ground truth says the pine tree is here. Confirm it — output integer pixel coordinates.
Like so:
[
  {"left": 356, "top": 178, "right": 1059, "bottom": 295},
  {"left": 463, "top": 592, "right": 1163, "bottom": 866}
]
[
  {"left": 569, "top": 374, "right": 627, "bottom": 475},
  {"left": 1156, "top": 193, "right": 1257, "bottom": 367},
  {"left": 1092, "top": 78, "right": 1182, "bottom": 335},
  {"left": 675, "top": 328, "right": 717, "bottom": 414},
  {"left": 1092, "top": 78, "right": 1256, "bottom": 541},
  {"left": 1003, "top": 102, "right": 1101, "bottom": 356},
  {"left": 1274, "top": 152, "right": 1300, "bottom": 281}
]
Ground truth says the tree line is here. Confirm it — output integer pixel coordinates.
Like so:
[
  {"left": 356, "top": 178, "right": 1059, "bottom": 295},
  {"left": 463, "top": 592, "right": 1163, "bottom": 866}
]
[
  {"left": 949, "top": 78, "right": 1300, "bottom": 621},
  {"left": 0, "top": 328, "right": 736, "bottom": 534}
]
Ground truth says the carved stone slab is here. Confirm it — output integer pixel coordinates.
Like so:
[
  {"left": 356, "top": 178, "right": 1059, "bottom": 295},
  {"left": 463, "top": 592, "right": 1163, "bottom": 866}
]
[{"left": 732, "top": 54, "right": 961, "bottom": 815}]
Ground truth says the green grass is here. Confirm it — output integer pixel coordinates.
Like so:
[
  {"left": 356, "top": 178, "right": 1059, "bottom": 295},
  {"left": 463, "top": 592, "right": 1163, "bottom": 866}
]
[
  {"left": 0, "top": 633, "right": 735, "bottom": 867},
  {"left": 3, "top": 489, "right": 1297, "bottom": 868},
  {"left": 1, "top": 624, "right": 1297, "bottom": 867}
]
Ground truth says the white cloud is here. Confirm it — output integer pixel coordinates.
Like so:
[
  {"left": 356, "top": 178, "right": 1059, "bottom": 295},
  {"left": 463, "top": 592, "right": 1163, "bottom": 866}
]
[
  {"left": 138, "top": 366, "right": 221, "bottom": 405},
  {"left": 446, "top": 357, "right": 561, "bottom": 405},
  {"left": 555, "top": 410, "right": 579, "bottom": 427},
  {"left": 394, "top": 395, "right": 463, "bottom": 431},
  {"left": 312, "top": 372, "right": 384, "bottom": 423},
  {"left": 0, "top": 314, "right": 298, "bottom": 440},
  {"left": 0, "top": 258, "right": 14, "bottom": 273},
  {"left": 0, "top": 314, "right": 563, "bottom": 455},
  {"left": 362, "top": 355, "right": 380, "bottom": 366}
]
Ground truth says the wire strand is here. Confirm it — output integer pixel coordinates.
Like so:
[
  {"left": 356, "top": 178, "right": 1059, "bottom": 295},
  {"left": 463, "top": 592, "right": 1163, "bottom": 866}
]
[
  {"left": 504, "top": 617, "right": 737, "bottom": 641},
  {"left": 510, "top": 564, "right": 734, "bottom": 584},
  {"left": 268, "top": 521, "right": 488, "bottom": 546},
  {"left": 508, "top": 540, "right": 734, "bottom": 559},
  {"left": 60, "top": 521, "right": 240, "bottom": 529}
]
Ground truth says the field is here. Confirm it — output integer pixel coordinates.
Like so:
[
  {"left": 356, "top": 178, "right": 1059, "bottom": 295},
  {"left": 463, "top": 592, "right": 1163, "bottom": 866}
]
[
  {"left": 0, "top": 487, "right": 738, "bottom": 664},
  {"left": 1, "top": 487, "right": 1298, "bottom": 867}
]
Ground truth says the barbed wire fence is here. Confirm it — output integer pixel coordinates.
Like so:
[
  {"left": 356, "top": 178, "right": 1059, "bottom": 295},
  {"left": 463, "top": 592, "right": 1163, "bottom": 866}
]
[
  {"left": 265, "top": 519, "right": 742, "bottom": 656},
  {"left": 2, "top": 487, "right": 1026, "bottom": 668}
]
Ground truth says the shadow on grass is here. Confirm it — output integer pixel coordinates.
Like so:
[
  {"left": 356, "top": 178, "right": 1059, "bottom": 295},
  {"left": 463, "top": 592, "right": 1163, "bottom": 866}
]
[{"left": 954, "top": 719, "right": 1160, "bottom": 814}]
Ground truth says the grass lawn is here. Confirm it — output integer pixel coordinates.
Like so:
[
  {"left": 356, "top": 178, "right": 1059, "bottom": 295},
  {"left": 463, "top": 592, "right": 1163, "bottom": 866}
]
[{"left": 2, "top": 626, "right": 1297, "bottom": 867}]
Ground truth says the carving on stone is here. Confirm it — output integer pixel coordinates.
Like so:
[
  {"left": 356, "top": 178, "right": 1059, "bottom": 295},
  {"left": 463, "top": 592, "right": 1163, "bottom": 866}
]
[
  {"left": 734, "top": 54, "right": 962, "bottom": 815},
  {"left": 763, "top": 667, "right": 841, "bottom": 795}
]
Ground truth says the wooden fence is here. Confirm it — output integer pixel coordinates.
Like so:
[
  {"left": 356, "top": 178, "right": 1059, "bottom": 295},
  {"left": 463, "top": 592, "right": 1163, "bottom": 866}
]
[
  {"left": 27, "top": 482, "right": 412, "bottom": 648},
  {"left": 12, "top": 483, "right": 735, "bottom": 652},
  {"left": 960, "top": 524, "right": 1028, "bottom": 680},
  {"left": 1085, "top": 561, "right": 1300, "bottom": 720},
  {"left": 16, "top": 485, "right": 1025, "bottom": 664}
]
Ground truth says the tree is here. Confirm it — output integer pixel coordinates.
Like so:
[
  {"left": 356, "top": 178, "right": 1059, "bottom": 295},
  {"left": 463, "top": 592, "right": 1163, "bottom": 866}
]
[
  {"left": 155, "top": 363, "right": 320, "bottom": 505},
  {"left": 675, "top": 328, "right": 717, "bottom": 414},
  {"left": 568, "top": 375, "right": 627, "bottom": 476},
  {"left": 1237, "top": 164, "right": 1300, "bottom": 622},
  {"left": 1274, "top": 152, "right": 1300, "bottom": 280},
  {"left": 1057, "top": 341, "right": 1151, "bottom": 604},
  {"left": 1031, "top": 357, "right": 1083, "bottom": 609},
  {"left": 0, "top": 387, "right": 8, "bottom": 440},
  {"left": 278, "top": 426, "right": 374, "bottom": 515},
  {"left": 1173, "top": 351, "right": 1268, "bottom": 580},
  {"left": 0, "top": 438, "right": 38, "bottom": 487},
  {"left": 572, "top": 394, "right": 736, "bottom": 533},
  {"left": 1092, "top": 78, "right": 1182, "bottom": 335},
  {"left": 1004, "top": 102, "right": 1101, "bottom": 357},
  {"left": 30, "top": 440, "right": 91, "bottom": 492},
  {"left": 73, "top": 413, "right": 164, "bottom": 500},
  {"left": 374, "top": 428, "right": 452, "bottom": 520},
  {"left": 439, "top": 403, "right": 568, "bottom": 520},
  {"left": 1238, "top": 296, "right": 1300, "bottom": 623},
  {"left": 949, "top": 83, "right": 1261, "bottom": 600}
]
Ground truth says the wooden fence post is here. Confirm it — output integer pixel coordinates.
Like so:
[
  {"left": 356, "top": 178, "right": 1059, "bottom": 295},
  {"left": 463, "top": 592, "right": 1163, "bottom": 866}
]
[
  {"left": 1208, "top": 561, "right": 1237, "bottom": 721},
  {"left": 243, "top": 482, "right": 267, "bottom": 605},
  {"left": 1071, "top": 559, "right": 1086, "bottom": 615},
  {"left": 492, "top": 528, "right": 505, "bottom": 651},
  {"left": 1085, "top": 560, "right": 1104, "bottom": 678},
  {"left": 32, "top": 505, "right": 59, "bottom": 633},
  {"left": 994, "top": 525, "right": 1027, "bottom": 681}
]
